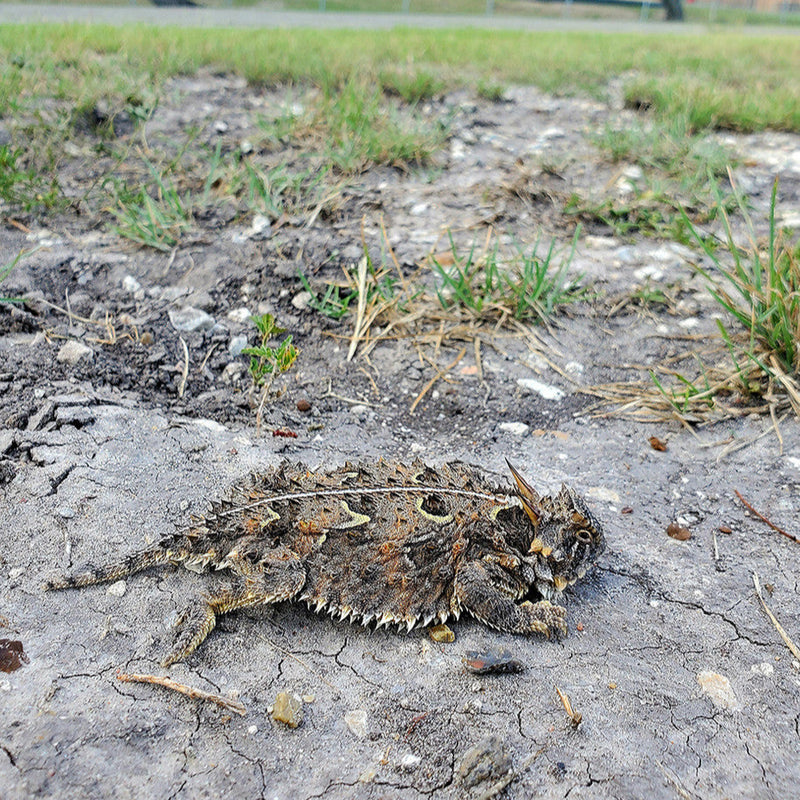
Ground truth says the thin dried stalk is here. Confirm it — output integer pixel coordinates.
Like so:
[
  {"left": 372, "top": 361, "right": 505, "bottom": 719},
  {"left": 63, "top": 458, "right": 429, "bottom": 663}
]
[
  {"left": 117, "top": 672, "right": 247, "bottom": 715},
  {"left": 752, "top": 573, "right": 800, "bottom": 661}
]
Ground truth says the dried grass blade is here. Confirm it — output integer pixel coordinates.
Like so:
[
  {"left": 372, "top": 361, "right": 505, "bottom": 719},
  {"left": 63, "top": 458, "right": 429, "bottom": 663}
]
[
  {"left": 752, "top": 573, "right": 800, "bottom": 660},
  {"left": 347, "top": 255, "right": 369, "bottom": 362}
]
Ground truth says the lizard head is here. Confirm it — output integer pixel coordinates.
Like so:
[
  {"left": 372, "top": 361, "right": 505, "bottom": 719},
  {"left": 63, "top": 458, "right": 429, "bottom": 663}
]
[{"left": 506, "top": 460, "right": 605, "bottom": 600}]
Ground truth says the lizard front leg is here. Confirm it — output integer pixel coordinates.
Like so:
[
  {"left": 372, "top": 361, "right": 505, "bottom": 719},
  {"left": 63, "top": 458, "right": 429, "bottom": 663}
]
[{"left": 453, "top": 560, "right": 567, "bottom": 638}]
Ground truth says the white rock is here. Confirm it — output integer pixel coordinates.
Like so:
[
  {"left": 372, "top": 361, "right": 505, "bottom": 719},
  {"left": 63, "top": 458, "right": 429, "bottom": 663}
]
[
  {"left": 565, "top": 361, "right": 584, "bottom": 377},
  {"left": 697, "top": 670, "right": 738, "bottom": 710},
  {"left": 122, "top": 275, "right": 142, "bottom": 295},
  {"left": 517, "top": 378, "right": 565, "bottom": 401},
  {"left": 106, "top": 580, "right": 127, "bottom": 597},
  {"left": 633, "top": 265, "right": 665, "bottom": 282},
  {"left": 227, "top": 307, "right": 252, "bottom": 324},
  {"left": 249, "top": 214, "right": 272, "bottom": 237},
  {"left": 750, "top": 662, "right": 774, "bottom": 677},
  {"left": 399, "top": 753, "right": 421, "bottom": 769},
  {"left": 228, "top": 335, "right": 249, "bottom": 358},
  {"left": 345, "top": 709, "right": 368, "bottom": 739},
  {"left": 499, "top": 422, "right": 529, "bottom": 436},
  {"left": 587, "top": 486, "right": 620, "bottom": 503},
  {"left": 56, "top": 340, "right": 94, "bottom": 365},
  {"left": 168, "top": 307, "right": 215, "bottom": 333},
  {"left": 291, "top": 291, "right": 312, "bottom": 311}
]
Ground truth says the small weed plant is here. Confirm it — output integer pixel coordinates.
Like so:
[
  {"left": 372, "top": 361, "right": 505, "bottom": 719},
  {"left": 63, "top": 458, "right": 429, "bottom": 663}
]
[
  {"left": 1, "top": 249, "right": 30, "bottom": 304},
  {"left": 242, "top": 313, "right": 299, "bottom": 387}
]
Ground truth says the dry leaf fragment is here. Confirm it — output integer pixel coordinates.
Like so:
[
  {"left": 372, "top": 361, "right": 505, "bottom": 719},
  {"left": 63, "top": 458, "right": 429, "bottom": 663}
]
[{"left": 556, "top": 686, "right": 582, "bottom": 726}]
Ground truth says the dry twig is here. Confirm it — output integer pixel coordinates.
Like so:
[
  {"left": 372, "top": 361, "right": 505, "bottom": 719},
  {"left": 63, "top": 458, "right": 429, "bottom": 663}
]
[
  {"left": 752, "top": 573, "right": 800, "bottom": 661},
  {"left": 410, "top": 347, "right": 466, "bottom": 414},
  {"left": 177, "top": 337, "right": 189, "bottom": 399},
  {"left": 735, "top": 490, "right": 799, "bottom": 544},
  {"left": 117, "top": 672, "right": 247, "bottom": 715}
]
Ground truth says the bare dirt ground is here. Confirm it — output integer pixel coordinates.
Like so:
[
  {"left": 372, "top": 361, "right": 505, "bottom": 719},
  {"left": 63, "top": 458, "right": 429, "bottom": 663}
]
[{"left": 2, "top": 74, "right": 800, "bottom": 799}]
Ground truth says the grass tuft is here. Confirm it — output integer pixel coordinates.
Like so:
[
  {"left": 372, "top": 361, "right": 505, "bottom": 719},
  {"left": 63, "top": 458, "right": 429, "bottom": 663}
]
[
  {"left": 107, "top": 162, "right": 193, "bottom": 250},
  {"left": 685, "top": 177, "right": 800, "bottom": 413}
]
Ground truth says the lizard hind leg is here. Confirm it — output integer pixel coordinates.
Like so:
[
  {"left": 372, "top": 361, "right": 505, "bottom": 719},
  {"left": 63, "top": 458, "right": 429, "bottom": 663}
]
[{"left": 162, "top": 551, "right": 306, "bottom": 667}]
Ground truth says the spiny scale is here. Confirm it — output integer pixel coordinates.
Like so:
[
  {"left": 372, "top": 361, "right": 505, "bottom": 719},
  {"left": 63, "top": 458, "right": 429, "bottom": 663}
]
[{"left": 45, "top": 459, "right": 605, "bottom": 666}]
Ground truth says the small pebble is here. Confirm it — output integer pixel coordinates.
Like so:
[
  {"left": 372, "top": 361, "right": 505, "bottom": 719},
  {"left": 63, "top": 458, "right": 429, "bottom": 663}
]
[
  {"left": 667, "top": 522, "right": 691, "bottom": 541},
  {"left": 428, "top": 624, "right": 455, "bottom": 643},
  {"left": 697, "top": 670, "right": 738, "bottom": 710},
  {"left": 296, "top": 398, "right": 312, "bottom": 413},
  {"left": 106, "top": 580, "right": 127, "bottom": 597},
  {"left": 56, "top": 340, "right": 94, "bottom": 366},
  {"left": 271, "top": 692, "right": 303, "bottom": 728},
  {"left": 345, "top": 709, "right": 368, "bottom": 739},
  {"left": 499, "top": 422, "right": 529, "bottom": 437},
  {"left": 168, "top": 307, "right": 216, "bottom": 333}
]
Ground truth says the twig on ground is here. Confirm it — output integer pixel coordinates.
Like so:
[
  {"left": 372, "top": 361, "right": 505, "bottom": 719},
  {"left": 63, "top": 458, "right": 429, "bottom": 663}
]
[
  {"left": 177, "top": 337, "right": 189, "bottom": 399},
  {"left": 117, "top": 672, "right": 247, "bottom": 716},
  {"left": 320, "top": 377, "right": 378, "bottom": 407},
  {"left": 735, "top": 490, "right": 799, "bottom": 544},
  {"left": 656, "top": 762, "right": 693, "bottom": 800},
  {"left": 752, "top": 573, "right": 800, "bottom": 661},
  {"left": 410, "top": 347, "right": 466, "bottom": 414}
]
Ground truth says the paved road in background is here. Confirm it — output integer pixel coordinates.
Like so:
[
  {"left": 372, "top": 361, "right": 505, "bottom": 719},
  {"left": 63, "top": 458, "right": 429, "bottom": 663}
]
[{"left": 1, "top": 2, "right": 797, "bottom": 35}]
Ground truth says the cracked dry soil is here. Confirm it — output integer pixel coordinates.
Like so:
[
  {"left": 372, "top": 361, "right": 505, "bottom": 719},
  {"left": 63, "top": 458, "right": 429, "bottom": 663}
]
[{"left": 2, "top": 74, "right": 800, "bottom": 799}]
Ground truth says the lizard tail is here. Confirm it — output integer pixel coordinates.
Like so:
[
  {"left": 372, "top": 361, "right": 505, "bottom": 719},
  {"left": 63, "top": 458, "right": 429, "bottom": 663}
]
[{"left": 43, "top": 543, "right": 190, "bottom": 590}]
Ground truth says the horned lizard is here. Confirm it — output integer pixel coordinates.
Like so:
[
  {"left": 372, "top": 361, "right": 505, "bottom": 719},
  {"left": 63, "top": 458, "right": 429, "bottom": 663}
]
[{"left": 45, "top": 459, "right": 605, "bottom": 666}]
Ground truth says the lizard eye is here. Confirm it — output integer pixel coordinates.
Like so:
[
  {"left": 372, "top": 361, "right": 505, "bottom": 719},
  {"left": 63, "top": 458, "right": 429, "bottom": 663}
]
[{"left": 575, "top": 529, "right": 593, "bottom": 545}]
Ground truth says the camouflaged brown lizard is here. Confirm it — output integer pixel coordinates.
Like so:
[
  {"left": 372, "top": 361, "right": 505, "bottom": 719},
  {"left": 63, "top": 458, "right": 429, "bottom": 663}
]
[{"left": 45, "top": 459, "right": 605, "bottom": 666}]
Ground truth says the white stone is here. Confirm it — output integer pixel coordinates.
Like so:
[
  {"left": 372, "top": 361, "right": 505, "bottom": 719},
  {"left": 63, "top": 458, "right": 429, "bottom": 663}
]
[
  {"left": 345, "top": 709, "right": 368, "bottom": 739},
  {"left": 587, "top": 486, "right": 620, "bottom": 503},
  {"left": 750, "top": 662, "right": 774, "bottom": 677},
  {"left": 517, "top": 378, "right": 565, "bottom": 401},
  {"left": 168, "top": 307, "right": 215, "bottom": 333},
  {"left": 228, "top": 335, "right": 249, "bottom": 358},
  {"left": 499, "top": 422, "right": 529, "bottom": 436},
  {"left": 249, "top": 214, "right": 272, "bottom": 237},
  {"left": 697, "top": 670, "right": 738, "bottom": 710},
  {"left": 56, "top": 340, "right": 93, "bottom": 365},
  {"left": 106, "top": 580, "right": 127, "bottom": 597},
  {"left": 633, "top": 265, "right": 665, "bottom": 282},
  {"left": 291, "top": 291, "right": 312, "bottom": 311},
  {"left": 227, "top": 307, "right": 252, "bottom": 324},
  {"left": 122, "top": 275, "right": 142, "bottom": 295}
]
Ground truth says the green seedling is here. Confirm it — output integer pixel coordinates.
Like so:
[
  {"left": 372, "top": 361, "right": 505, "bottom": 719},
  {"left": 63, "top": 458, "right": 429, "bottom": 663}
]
[
  {"left": 241, "top": 313, "right": 299, "bottom": 387},
  {"left": 298, "top": 272, "right": 356, "bottom": 320},
  {"left": 0, "top": 144, "right": 61, "bottom": 212}
]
